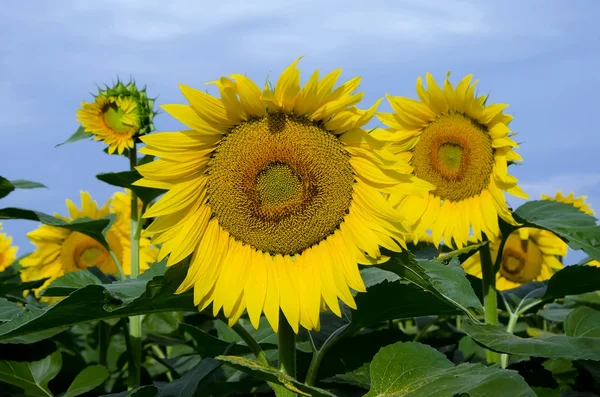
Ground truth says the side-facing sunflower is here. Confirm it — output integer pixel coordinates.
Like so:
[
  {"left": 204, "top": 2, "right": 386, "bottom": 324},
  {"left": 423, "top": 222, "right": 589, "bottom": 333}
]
[
  {"left": 108, "top": 190, "right": 159, "bottom": 275},
  {"left": 542, "top": 191, "right": 594, "bottom": 216},
  {"left": 461, "top": 190, "right": 598, "bottom": 289},
  {"left": 76, "top": 81, "right": 156, "bottom": 155},
  {"left": 136, "top": 58, "right": 433, "bottom": 332},
  {"left": 0, "top": 223, "right": 18, "bottom": 272},
  {"left": 377, "top": 73, "right": 528, "bottom": 248},
  {"left": 462, "top": 227, "right": 566, "bottom": 290},
  {"left": 21, "top": 191, "right": 157, "bottom": 295}
]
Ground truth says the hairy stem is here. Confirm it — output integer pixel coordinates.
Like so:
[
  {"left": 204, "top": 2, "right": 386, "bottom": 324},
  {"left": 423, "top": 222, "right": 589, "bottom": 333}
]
[{"left": 480, "top": 234, "right": 500, "bottom": 364}]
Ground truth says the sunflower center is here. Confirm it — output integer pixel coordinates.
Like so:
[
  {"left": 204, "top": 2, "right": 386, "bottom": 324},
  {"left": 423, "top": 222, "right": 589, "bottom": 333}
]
[
  {"left": 207, "top": 113, "right": 354, "bottom": 255},
  {"left": 412, "top": 113, "right": 494, "bottom": 201},
  {"left": 256, "top": 163, "right": 304, "bottom": 207},
  {"left": 499, "top": 233, "right": 543, "bottom": 284},
  {"left": 61, "top": 232, "right": 109, "bottom": 270},
  {"left": 103, "top": 102, "right": 133, "bottom": 134}
]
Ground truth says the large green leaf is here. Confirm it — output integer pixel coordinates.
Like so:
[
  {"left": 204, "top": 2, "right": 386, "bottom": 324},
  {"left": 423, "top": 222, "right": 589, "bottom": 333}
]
[
  {"left": 0, "top": 298, "right": 23, "bottom": 322},
  {"left": 63, "top": 365, "right": 109, "bottom": 397},
  {"left": 0, "top": 350, "right": 62, "bottom": 396},
  {"left": 347, "top": 280, "right": 460, "bottom": 334},
  {"left": 463, "top": 322, "right": 600, "bottom": 360},
  {"left": 514, "top": 200, "right": 600, "bottom": 260},
  {"left": 0, "top": 208, "right": 115, "bottom": 249},
  {"left": 363, "top": 341, "right": 534, "bottom": 397},
  {"left": 152, "top": 358, "right": 222, "bottom": 397},
  {"left": 0, "top": 177, "right": 46, "bottom": 200},
  {"left": 378, "top": 251, "right": 483, "bottom": 321},
  {"left": 216, "top": 355, "right": 336, "bottom": 397},
  {"left": 96, "top": 170, "right": 165, "bottom": 204},
  {"left": 564, "top": 306, "right": 600, "bottom": 337},
  {"left": 0, "top": 263, "right": 196, "bottom": 343},
  {"left": 41, "top": 269, "right": 103, "bottom": 296},
  {"left": 56, "top": 126, "right": 91, "bottom": 147},
  {"left": 0, "top": 278, "right": 49, "bottom": 298}
]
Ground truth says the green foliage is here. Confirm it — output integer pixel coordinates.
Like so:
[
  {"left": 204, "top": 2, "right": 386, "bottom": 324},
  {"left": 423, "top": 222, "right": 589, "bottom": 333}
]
[
  {"left": 363, "top": 342, "right": 535, "bottom": 396},
  {"left": 0, "top": 176, "right": 46, "bottom": 199},
  {"left": 96, "top": 170, "right": 165, "bottom": 205},
  {"left": 56, "top": 126, "right": 92, "bottom": 147}
]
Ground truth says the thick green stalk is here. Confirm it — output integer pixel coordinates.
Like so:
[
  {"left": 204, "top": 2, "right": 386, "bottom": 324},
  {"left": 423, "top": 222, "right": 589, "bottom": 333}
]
[
  {"left": 278, "top": 314, "right": 297, "bottom": 397},
  {"left": 480, "top": 235, "right": 500, "bottom": 364},
  {"left": 127, "top": 143, "right": 143, "bottom": 388}
]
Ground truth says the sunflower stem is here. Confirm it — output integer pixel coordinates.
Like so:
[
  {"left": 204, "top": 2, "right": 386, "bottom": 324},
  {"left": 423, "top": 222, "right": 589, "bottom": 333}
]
[
  {"left": 127, "top": 142, "right": 143, "bottom": 389},
  {"left": 278, "top": 314, "right": 297, "bottom": 396},
  {"left": 501, "top": 312, "right": 519, "bottom": 368},
  {"left": 108, "top": 250, "right": 126, "bottom": 281},
  {"left": 480, "top": 234, "right": 500, "bottom": 364}
]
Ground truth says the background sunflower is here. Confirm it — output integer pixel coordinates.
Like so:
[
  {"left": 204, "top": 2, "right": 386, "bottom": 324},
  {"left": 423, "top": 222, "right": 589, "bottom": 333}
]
[
  {"left": 0, "top": 222, "right": 18, "bottom": 272},
  {"left": 378, "top": 73, "right": 527, "bottom": 248}
]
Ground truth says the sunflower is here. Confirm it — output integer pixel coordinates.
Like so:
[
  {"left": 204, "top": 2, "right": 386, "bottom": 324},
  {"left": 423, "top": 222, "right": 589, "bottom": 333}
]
[
  {"left": 589, "top": 260, "right": 600, "bottom": 267},
  {"left": 0, "top": 223, "right": 18, "bottom": 272},
  {"left": 20, "top": 191, "right": 158, "bottom": 295},
  {"left": 108, "top": 190, "right": 159, "bottom": 275},
  {"left": 136, "top": 58, "right": 432, "bottom": 332},
  {"left": 76, "top": 81, "right": 156, "bottom": 155},
  {"left": 462, "top": 227, "right": 566, "bottom": 290},
  {"left": 542, "top": 191, "right": 594, "bottom": 216},
  {"left": 377, "top": 73, "right": 528, "bottom": 248}
]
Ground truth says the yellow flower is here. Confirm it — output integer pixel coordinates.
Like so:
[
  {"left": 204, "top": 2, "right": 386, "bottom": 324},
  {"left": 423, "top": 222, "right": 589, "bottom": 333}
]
[
  {"left": 0, "top": 223, "right": 18, "bottom": 272},
  {"left": 378, "top": 73, "right": 527, "bottom": 248},
  {"left": 463, "top": 227, "right": 566, "bottom": 290},
  {"left": 77, "top": 96, "right": 140, "bottom": 155},
  {"left": 589, "top": 260, "right": 600, "bottom": 267},
  {"left": 76, "top": 81, "right": 156, "bottom": 155},
  {"left": 20, "top": 191, "right": 158, "bottom": 295},
  {"left": 108, "top": 190, "right": 158, "bottom": 275},
  {"left": 541, "top": 191, "right": 594, "bottom": 216},
  {"left": 136, "top": 58, "right": 432, "bottom": 332}
]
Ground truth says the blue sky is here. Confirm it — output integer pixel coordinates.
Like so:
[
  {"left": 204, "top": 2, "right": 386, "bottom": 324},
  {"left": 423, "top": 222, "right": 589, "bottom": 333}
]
[{"left": 1, "top": 0, "right": 599, "bottom": 264}]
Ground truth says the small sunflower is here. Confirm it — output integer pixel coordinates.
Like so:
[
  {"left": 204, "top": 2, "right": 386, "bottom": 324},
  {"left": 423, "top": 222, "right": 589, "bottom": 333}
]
[
  {"left": 378, "top": 73, "right": 528, "bottom": 248},
  {"left": 20, "top": 191, "right": 158, "bottom": 295},
  {"left": 589, "top": 260, "right": 600, "bottom": 267},
  {"left": 0, "top": 223, "right": 18, "bottom": 272},
  {"left": 136, "top": 58, "right": 432, "bottom": 332},
  {"left": 76, "top": 81, "right": 156, "bottom": 155},
  {"left": 542, "top": 191, "right": 594, "bottom": 216},
  {"left": 462, "top": 227, "right": 566, "bottom": 290}
]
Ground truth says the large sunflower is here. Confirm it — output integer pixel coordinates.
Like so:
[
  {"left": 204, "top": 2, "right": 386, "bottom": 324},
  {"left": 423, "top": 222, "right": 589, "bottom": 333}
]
[
  {"left": 136, "top": 58, "right": 432, "bottom": 332},
  {"left": 21, "top": 191, "right": 157, "bottom": 295},
  {"left": 377, "top": 73, "right": 527, "bottom": 248},
  {"left": 0, "top": 223, "right": 18, "bottom": 272},
  {"left": 462, "top": 227, "right": 566, "bottom": 290}
]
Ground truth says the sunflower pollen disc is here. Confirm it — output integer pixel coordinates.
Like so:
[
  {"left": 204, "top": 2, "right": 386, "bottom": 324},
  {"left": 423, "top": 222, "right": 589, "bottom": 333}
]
[
  {"left": 207, "top": 113, "right": 354, "bottom": 255},
  {"left": 61, "top": 231, "right": 109, "bottom": 269},
  {"left": 412, "top": 113, "right": 494, "bottom": 201}
]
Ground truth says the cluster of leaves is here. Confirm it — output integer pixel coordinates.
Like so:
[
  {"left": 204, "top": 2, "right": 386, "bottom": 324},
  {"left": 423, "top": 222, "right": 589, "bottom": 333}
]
[{"left": 1, "top": 174, "right": 600, "bottom": 396}]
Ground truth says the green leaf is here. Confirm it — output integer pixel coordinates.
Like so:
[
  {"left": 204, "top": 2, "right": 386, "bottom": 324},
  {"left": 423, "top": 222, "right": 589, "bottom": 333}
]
[
  {"left": 0, "top": 278, "right": 48, "bottom": 298},
  {"left": 0, "top": 177, "right": 46, "bottom": 199},
  {"left": 0, "top": 298, "right": 23, "bottom": 322},
  {"left": 42, "top": 269, "right": 102, "bottom": 296},
  {"left": 0, "top": 350, "right": 62, "bottom": 396},
  {"left": 462, "top": 322, "right": 600, "bottom": 360},
  {"left": 537, "top": 304, "right": 572, "bottom": 323},
  {"left": 153, "top": 358, "right": 222, "bottom": 397},
  {"left": 56, "top": 126, "right": 91, "bottom": 147},
  {"left": 216, "top": 355, "right": 336, "bottom": 397},
  {"left": 360, "top": 267, "right": 399, "bottom": 288},
  {"left": 0, "top": 208, "right": 115, "bottom": 250},
  {"left": 564, "top": 306, "right": 600, "bottom": 337},
  {"left": 324, "top": 363, "right": 371, "bottom": 389},
  {"left": 96, "top": 170, "right": 165, "bottom": 204},
  {"left": 378, "top": 251, "right": 483, "bottom": 321},
  {"left": 9, "top": 180, "right": 47, "bottom": 190},
  {"left": 0, "top": 262, "right": 195, "bottom": 343},
  {"left": 63, "top": 365, "right": 109, "bottom": 397},
  {"left": 0, "top": 176, "right": 14, "bottom": 199},
  {"left": 515, "top": 200, "right": 600, "bottom": 260},
  {"left": 348, "top": 281, "right": 460, "bottom": 334},
  {"left": 364, "top": 342, "right": 535, "bottom": 397},
  {"left": 438, "top": 241, "right": 488, "bottom": 263}
]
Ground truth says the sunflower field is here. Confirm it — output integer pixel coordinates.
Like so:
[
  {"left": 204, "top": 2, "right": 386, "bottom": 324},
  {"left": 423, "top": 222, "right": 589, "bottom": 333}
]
[{"left": 1, "top": 59, "right": 599, "bottom": 397}]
